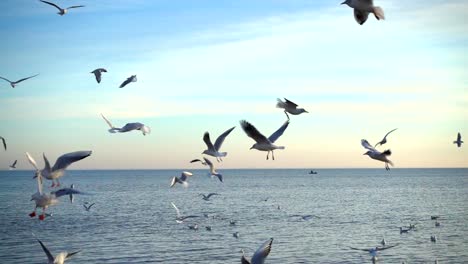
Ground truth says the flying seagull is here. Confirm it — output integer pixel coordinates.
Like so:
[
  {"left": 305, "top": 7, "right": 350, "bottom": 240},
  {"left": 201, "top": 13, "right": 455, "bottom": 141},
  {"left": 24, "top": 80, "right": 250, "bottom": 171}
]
[
  {"left": 276, "top": 98, "right": 308, "bottom": 120},
  {"left": 36, "top": 237, "right": 80, "bottom": 264},
  {"left": 171, "top": 202, "right": 199, "bottom": 223},
  {"left": 27, "top": 152, "right": 84, "bottom": 220},
  {"left": 202, "top": 126, "right": 235, "bottom": 162},
  {"left": 240, "top": 120, "right": 290, "bottom": 160},
  {"left": 119, "top": 75, "right": 137, "bottom": 88},
  {"left": 90, "top": 68, "right": 107, "bottom": 83},
  {"left": 341, "top": 0, "right": 385, "bottom": 25},
  {"left": 241, "top": 238, "right": 274, "bottom": 264},
  {"left": 374, "top": 128, "right": 398, "bottom": 147},
  {"left": 39, "top": 1, "right": 84, "bottom": 16},
  {"left": 349, "top": 243, "right": 398, "bottom": 263},
  {"left": 203, "top": 157, "right": 223, "bottom": 182},
  {"left": 31, "top": 151, "right": 92, "bottom": 187},
  {"left": 454, "top": 132, "right": 463, "bottom": 147},
  {"left": 0, "top": 74, "right": 38, "bottom": 88},
  {"left": 361, "top": 139, "right": 393, "bottom": 170},
  {"left": 190, "top": 159, "right": 207, "bottom": 165},
  {"left": 0, "top": 136, "right": 6, "bottom": 150},
  {"left": 83, "top": 202, "right": 95, "bottom": 211},
  {"left": 170, "top": 171, "right": 193, "bottom": 188},
  {"left": 101, "top": 114, "right": 150, "bottom": 135},
  {"left": 9, "top": 160, "right": 18, "bottom": 169},
  {"left": 199, "top": 193, "right": 220, "bottom": 201}
]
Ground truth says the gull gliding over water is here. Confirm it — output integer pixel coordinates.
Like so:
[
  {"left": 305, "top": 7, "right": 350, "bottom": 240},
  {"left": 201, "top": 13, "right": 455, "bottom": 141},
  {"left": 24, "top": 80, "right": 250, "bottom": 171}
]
[
  {"left": 454, "top": 132, "right": 463, "bottom": 147},
  {"left": 374, "top": 128, "right": 398, "bottom": 147},
  {"left": 90, "top": 68, "right": 107, "bottom": 83},
  {"left": 0, "top": 74, "right": 38, "bottom": 88},
  {"left": 101, "top": 114, "right": 151, "bottom": 135},
  {"left": 0, "top": 136, "right": 6, "bottom": 150},
  {"left": 83, "top": 202, "right": 95, "bottom": 211},
  {"left": 171, "top": 202, "right": 199, "bottom": 223},
  {"left": 36, "top": 237, "right": 80, "bottom": 264},
  {"left": 241, "top": 238, "right": 274, "bottom": 264},
  {"left": 119, "top": 75, "right": 137, "bottom": 88},
  {"left": 361, "top": 139, "right": 393, "bottom": 170},
  {"left": 341, "top": 0, "right": 385, "bottom": 25},
  {"left": 9, "top": 160, "right": 18, "bottom": 169},
  {"left": 349, "top": 243, "right": 399, "bottom": 263},
  {"left": 39, "top": 1, "right": 85, "bottom": 16},
  {"left": 199, "top": 193, "right": 220, "bottom": 201},
  {"left": 170, "top": 171, "right": 193, "bottom": 188},
  {"left": 202, "top": 126, "right": 235, "bottom": 161},
  {"left": 240, "top": 120, "right": 290, "bottom": 160},
  {"left": 276, "top": 98, "right": 308, "bottom": 120},
  {"left": 203, "top": 157, "right": 223, "bottom": 182}
]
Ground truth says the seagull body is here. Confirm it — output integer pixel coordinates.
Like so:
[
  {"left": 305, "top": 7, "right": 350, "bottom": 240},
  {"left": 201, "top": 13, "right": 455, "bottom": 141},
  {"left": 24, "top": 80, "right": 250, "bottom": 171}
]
[
  {"left": 240, "top": 120, "right": 289, "bottom": 160},
  {"left": 83, "top": 202, "right": 95, "bottom": 211},
  {"left": 9, "top": 160, "right": 17, "bottom": 169},
  {"left": 341, "top": 0, "right": 385, "bottom": 25},
  {"left": 375, "top": 128, "right": 398, "bottom": 147},
  {"left": 233, "top": 232, "right": 240, "bottom": 238},
  {"left": 39, "top": 0, "right": 84, "bottom": 16},
  {"left": 454, "top": 133, "right": 463, "bottom": 147},
  {"left": 230, "top": 220, "right": 237, "bottom": 226},
  {"left": 361, "top": 139, "right": 393, "bottom": 170},
  {"left": 0, "top": 136, "right": 6, "bottom": 150},
  {"left": 90, "top": 68, "right": 107, "bottom": 83},
  {"left": 0, "top": 74, "right": 38, "bottom": 88},
  {"left": 241, "top": 238, "right": 274, "bottom": 264},
  {"left": 171, "top": 202, "right": 199, "bottom": 223},
  {"left": 170, "top": 171, "right": 193, "bottom": 188},
  {"left": 188, "top": 224, "right": 199, "bottom": 230},
  {"left": 199, "top": 193, "right": 219, "bottom": 201},
  {"left": 202, "top": 126, "right": 235, "bottom": 161},
  {"left": 276, "top": 98, "right": 308, "bottom": 120},
  {"left": 119, "top": 75, "right": 137, "bottom": 88},
  {"left": 36, "top": 238, "right": 80, "bottom": 264},
  {"left": 101, "top": 114, "right": 150, "bottom": 135}
]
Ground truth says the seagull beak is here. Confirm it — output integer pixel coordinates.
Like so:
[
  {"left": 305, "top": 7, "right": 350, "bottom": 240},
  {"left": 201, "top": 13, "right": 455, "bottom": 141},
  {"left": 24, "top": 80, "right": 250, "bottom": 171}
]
[
  {"left": 249, "top": 147, "right": 253, "bottom": 150},
  {"left": 363, "top": 153, "right": 368, "bottom": 155},
  {"left": 305, "top": 110, "right": 309, "bottom": 113}
]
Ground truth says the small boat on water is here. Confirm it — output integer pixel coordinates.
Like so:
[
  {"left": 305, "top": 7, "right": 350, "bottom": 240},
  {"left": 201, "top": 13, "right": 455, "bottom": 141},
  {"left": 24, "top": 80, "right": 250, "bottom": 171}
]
[{"left": 309, "top": 170, "right": 318, "bottom": 174}]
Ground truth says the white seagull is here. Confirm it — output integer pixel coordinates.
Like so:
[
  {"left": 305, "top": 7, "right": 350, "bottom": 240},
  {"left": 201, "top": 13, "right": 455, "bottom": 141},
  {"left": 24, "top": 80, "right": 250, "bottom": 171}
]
[
  {"left": 349, "top": 244, "right": 398, "bottom": 263},
  {"left": 0, "top": 136, "right": 6, "bottom": 150},
  {"left": 90, "top": 68, "right": 107, "bottom": 83},
  {"left": 240, "top": 120, "right": 290, "bottom": 160},
  {"left": 341, "top": 0, "right": 385, "bottom": 25},
  {"left": 171, "top": 202, "right": 199, "bottom": 223},
  {"left": 101, "top": 114, "right": 151, "bottom": 136},
  {"left": 170, "top": 171, "right": 193, "bottom": 188},
  {"left": 199, "top": 193, "right": 220, "bottom": 201},
  {"left": 0, "top": 74, "right": 39, "bottom": 88},
  {"left": 36, "top": 237, "right": 80, "bottom": 264},
  {"left": 9, "top": 160, "right": 18, "bottom": 169},
  {"left": 202, "top": 126, "right": 235, "bottom": 162},
  {"left": 361, "top": 139, "right": 393, "bottom": 170},
  {"left": 374, "top": 128, "right": 398, "bottom": 147},
  {"left": 32, "top": 151, "right": 92, "bottom": 187},
  {"left": 119, "top": 75, "right": 137, "bottom": 88},
  {"left": 276, "top": 98, "right": 308, "bottom": 120},
  {"left": 39, "top": 1, "right": 84, "bottom": 16},
  {"left": 454, "top": 132, "right": 463, "bottom": 147},
  {"left": 241, "top": 238, "right": 274, "bottom": 264},
  {"left": 26, "top": 153, "right": 83, "bottom": 220},
  {"left": 203, "top": 157, "right": 223, "bottom": 182}
]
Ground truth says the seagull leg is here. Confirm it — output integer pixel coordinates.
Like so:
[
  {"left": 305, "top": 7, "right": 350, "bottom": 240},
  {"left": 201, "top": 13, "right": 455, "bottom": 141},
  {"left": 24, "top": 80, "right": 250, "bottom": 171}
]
[
  {"left": 266, "top": 151, "right": 270, "bottom": 160},
  {"left": 39, "top": 208, "right": 46, "bottom": 221},
  {"left": 284, "top": 111, "right": 290, "bottom": 121},
  {"left": 272, "top": 151, "right": 275, "bottom": 160},
  {"left": 29, "top": 206, "right": 37, "bottom": 218}
]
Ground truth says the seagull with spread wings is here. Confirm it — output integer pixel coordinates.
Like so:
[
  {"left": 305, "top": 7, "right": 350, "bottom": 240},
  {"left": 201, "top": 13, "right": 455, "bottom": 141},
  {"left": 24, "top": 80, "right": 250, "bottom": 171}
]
[
  {"left": 90, "top": 68, "right": 107, "bottom": 83},
  {"left": 199, "top": 193, "right": 220, "bottom": 201},
  {"left": 101, "top": 114, "right": 151, "bottom": 136},
  {"left": 171, "top": 202, "right": 199, "bottom": 223},
  {"left": 0, "top": 74, "right": 38, "bottom": 88},
  {"left": 241, "top": 238, "right": 274, "bottom": 264},
  {"left": 35, "top": 237, "right": 80, "bottom": 264},
  {"left": 119, "top": 75, "right": 137, "bottom": 88},
  {"left": 39, "top": 0, "right": 84, "bottom": 16},
  {"left": 170, "top": 171, "right": 193, "bottom": 188},
  {"left": 276, "top": 98, "right": 308, "bottom": 120},
  {"left": 374, "top": 128, "right": 398, "bottom": 147},
  {"left": 349, "top": 243, "right": 399, "bottom": 263},
  {"left": 83, "top": 202, "right": 95, "bottom": 211},
  {"left": 454, "top": 132, "right": 463, "bottom": 148},
  {"left": 341, "top": 0, "right": 385, "bottom": 25},
  {"left": 202, "top": 126, "right": 235, "bottom": 162},
  {"left": 240, "top": 120, "right": 290, "bottom": 160},
  {"left": 9, "top": 160, "right": 18, "bottom": 169},
  {"left": 0, "top": 136, "right": 6, "bottom": 151},
  {"left": 361, "top": 139, "right": 393, "bottom": 170}
]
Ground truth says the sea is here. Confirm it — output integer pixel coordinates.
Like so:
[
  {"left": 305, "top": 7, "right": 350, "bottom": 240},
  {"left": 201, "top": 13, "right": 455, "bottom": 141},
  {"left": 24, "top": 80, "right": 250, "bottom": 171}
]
[{"left": 0, "top": 168, "right": 467, "bottom": 263}]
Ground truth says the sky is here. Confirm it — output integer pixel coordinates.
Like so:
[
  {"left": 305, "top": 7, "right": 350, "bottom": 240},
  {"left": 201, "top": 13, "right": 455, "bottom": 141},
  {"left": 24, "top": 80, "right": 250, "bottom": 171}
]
[{"left": 0, "top": 0, "right": 467, "bottom": 169}]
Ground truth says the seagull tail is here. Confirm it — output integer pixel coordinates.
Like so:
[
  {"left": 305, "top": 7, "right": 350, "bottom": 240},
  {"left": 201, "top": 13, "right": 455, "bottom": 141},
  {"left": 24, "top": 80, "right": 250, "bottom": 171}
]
[
  {"left": 219, "top": 152, "right": 228, "bottom": 157},
  {"left": 276, "top": 98, "right": 286, "bottom": 109},
  {"left": 373, "top": 6, "right": 385, "bottom": 20},
  {"left": 276, "top": 146, "right": 285, "bottom": 150},
  {"left": 108, "top": 128, "right": 119, "bottom": 133}
]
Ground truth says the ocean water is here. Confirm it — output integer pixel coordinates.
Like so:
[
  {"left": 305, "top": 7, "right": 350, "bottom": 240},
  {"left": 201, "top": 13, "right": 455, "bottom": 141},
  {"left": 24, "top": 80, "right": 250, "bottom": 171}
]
[{"left": 0, "top": 169, "right": 467, "bottom": 263}]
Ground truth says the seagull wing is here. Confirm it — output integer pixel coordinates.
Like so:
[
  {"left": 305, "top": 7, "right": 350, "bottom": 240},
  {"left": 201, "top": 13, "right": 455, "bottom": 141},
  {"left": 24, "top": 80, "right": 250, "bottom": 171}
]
[
  {"left": 214, "top": 126, "right": 235, "bottom": 151},
  {"left": 0, "top": 76, "right": 13, "bottom": 83},
  {"left": 240, "top": 120, "right": 269, "bottom": 144},
  {"left": 180, "top": 171, "right": 193, "bottom": 181},
  {"left": 376, "top": 243, "right": 399, "bottom": 251},
  {"left": 349, "top": 246, "right": 369, "bottom": 252},
  {"left": 101, "top": 114, "right": 115, "bottom": 129},
  {"left": 14, "top": 74, "right": 39, "bottom": 84},
  {"left": 40, "top": 0, "right": 62, "bottom": 11},
  {"left": 203, "top": 132, "right": 216, "bottom": 151},
  {"left": 190, "top": 159, "right": 205, "bottom": 164},
  {"left": 66, "top": 5, "right": 85, "bottom": 9},
  {"left": 284, "top": 98, "right": 298, "bottom": 108},
  {"left": 268, "top": 120, "right": 290, "bottom": 143},
  {"left": 251, "top": 238, "right": 274, "bottom": 264},
  {"left": 36, "top": 239, "right": 55, "bottom": 263},
  {"left": 171, "top": 202, "right": 181, "bottom": 217},
  {"left": 206, "top": 193, "right": 219, "bottom": 199},
  {"left": 66, "top": 251, "right": 81, "bottom": 259},
  {"left": 92, "top": 71, "right": 102, "bottom": 83},
  {"left": 52, "top": 188, "right": 82, "bottom": 198},
  {"left": 52, "top": 151, "right": 92, "bottom": 171},
  {"left": 383, "top": 128, "right": 398, "bottom": 139},
  {"left": 203, "top": 157, "right": 214, "bottom": 172},
  {"left": 11, "top": 160, "right": 17, "bottom": 167},
  {"left": 361, "top": 139, "right": 377, "bottom": 151},
  {"left": 458, "top": 132, "right": 462, "bottom": 141},
  {"left": 88, "top": 203, "right": 95, "bottom": 209},
  {"left": 241, "top": 254, "right": 251, "bottom": 264},
  {"left": 119, "top": 76, "right": 133, "bottom": 88},
  {"left": 26, "top": 152, "right": 39, "bottom": 171},
  {"left": 0, "top": 136, "right": 6, "bottom": 150}
]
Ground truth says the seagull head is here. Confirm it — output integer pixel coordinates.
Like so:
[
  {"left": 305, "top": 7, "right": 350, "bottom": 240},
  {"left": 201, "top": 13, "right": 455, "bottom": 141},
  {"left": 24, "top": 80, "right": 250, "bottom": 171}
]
[
  {"left": 341, "top": 0, "right": 351, "bottom": 6},
  {"left": 363, "top": 151, "right": 371, "bottom": 156},
  {"left": 250, "top": 143, "right": 259, "bottom": 150}
]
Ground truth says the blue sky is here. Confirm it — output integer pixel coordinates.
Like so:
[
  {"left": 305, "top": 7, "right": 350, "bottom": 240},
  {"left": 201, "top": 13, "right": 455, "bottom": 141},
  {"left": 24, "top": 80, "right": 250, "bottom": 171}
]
[{"left": 0, "top": 0, "right": 467, "bottom": 169}]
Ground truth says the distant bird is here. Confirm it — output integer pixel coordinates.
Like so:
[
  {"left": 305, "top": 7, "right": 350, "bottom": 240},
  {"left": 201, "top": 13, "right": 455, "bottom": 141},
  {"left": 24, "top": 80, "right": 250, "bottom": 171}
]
[
  {"left": 170, "top": 171, "right": 193, "bottom": 188},
  {"left": 374, "top": 128, "right": 398, "bottom": 147},
  {"left": 240, "top": 120, "right": 290, "bottom": 160},
  {"left": 202, "top": 126, "right": 235, "bottom": 162},
  {"left": 349, "top": 244, "right": 398, "bottom": 264},
  {"left": 83, "top": 202, "right": 95, "bottom": 211},
  {"left": 276, "top": 98, "right": 308, "bottom": 120},
  {"left": 203, "top": 157, "right": 223, "bottom": 182},
  {"left": 233, "top": 232, "right": 240, "bottom": 239},
  {"left": 171, "top": 202, "right": 199, "bottom": 223},
  {"left": 101, "top": 114, "right": 151, "bottom": 136},
  {"left": 36, "top": 237, "right": 80, "bottom": 264},
  {"left": 188, "top": 224, "right": 199, "bottom": 230},
  {"left": 431, "top": 235, "right": 437, "bottom": 243},
  {"left": 454, "top": 132, "right": 463, "bottom": 147},
  {"left": 0, "top": 136, "right": 6, "bottom": 150},
  {"left": 190, "top": 159, "right": 207, "bottom": 165},
  {"left": 90, "top": 68, "right": 107, "bottom": 83},
  {"left": 241, "top": 238, "right": 274, "bottom": 264},
  {"left": 290, "top": 214, "right": 319, "bottom": 221},
  {"left": 39, "top": 1, "right": 84, "bottom": 16},
  {"left": 9, "top": 160, "right": 17, "bottom": 169},
  {"left": 341, "top": 0, "right": 385, "bottom": 25},
  {"left": 431, "top": 216, "right": 440, "bottom": 220},
  {"left": 230, "top": 220, "right": 237, "bottom": 226},
  {"left": 361, "top": 139, "right": 393, "bottom": 170},
  {"left": 199, "top": 193, "right": 220, "bottom": 201},
  {"left": 119, "top": 75, "right": 137, "bottom": 88},
  {"left": 435, "top": 221, "right": 441, "bottom": 227},
  {"left": 399, "top": 227, "right": 410, "bottom": 234},
  {"left": 205, "top": 226, "right": 212, "bottom": 231},
  {"left": 381, "top": 238, "right": 386, "bottom": 246},
  {"left": 31, "top": 151, "right": 92, "bottom": 187},
  {"left": 0, "top": 74, "right": 38, "bottom": 88}
]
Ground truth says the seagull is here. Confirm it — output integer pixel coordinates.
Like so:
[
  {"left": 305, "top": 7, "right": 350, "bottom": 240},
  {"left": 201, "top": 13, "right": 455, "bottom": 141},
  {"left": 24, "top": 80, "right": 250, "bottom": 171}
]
[
  {"left": 205, "top": 226, "right": 212, "bottom": 231},
  {"left": 431, "top": 216, "right": 440, "bottom": 220},
  {"left": 83, "top": 202, "right": 95, "bottom": 211},
  {"left": 119, "top": 75, "right": 137, "bottom": 88},
  {"left": 188, "top": 224, "right": 199, "bottom": 230},
  {"left": 199, "top": 193, "right": 220, "bottom": 201},
  {"left": 202, "top": 126, "right": 235, "bottom": 162},
  {"left": 9, "top": 160, "right": 17, "bottom": 169},
  {"left": 203, "top": 157, "right": 223, "bottom": 182},
  {"left": 36, "top": 237, "right": 80, "bottom": 264},
  {"left": 233, "top": 232, "right": 240, "bottom": 238},
  {"left": 435, "top": 221, "right": 441, "bottom": 227},
  {"left": 276, "top": 98, "right": 308, "bottom": 120},
  {"left": 170, "top": 171, "right": 193, "bottom": 188},
  {"left": 240, "top": 120, "right": 289, "bottom": 160},
  {"left": 68, "top": 184, "right": 75, "bottom": 203},
  {"left": 230, "top": 220, "right": 237, "bottom": 226},
  {"left": 39, "top": 1, "right": 84, "bottom": 16},
  {"left": 381, "top": 238, "right": 386, "bottom": 246},
  {"left": 0, "top": 74, "right": 38, "bottom": 88},
  {"left": 341, "top": 0, "right": 385, "bottom": 25},
  {"left": 374, "top": 128, "right": 398, "bottom": 147},
  {"left": 399, "top": 227, "right": 410, "bottom": 234},
  {"left": 241, "top": 238, "right": 274, "bottom": 264},
  {"left": 349, "top": 244, "right": 398, "bottom": 264},
  {"left": 31, "top": 151, "right": 92, "bottom": 187},
  {"left": 190, "top": 159, "right": 207, "bottom": 165},
  {"left": 90, "top": 68, "right": 107, "bottom": 83},
  {"left": 0, "top": 136, "right": 6, "bottom": 150},
  {"left": 290, "top": 214, "right": 319, "bottom": 221},
  {"left": 361, "top": 139, "right": 393, "bottom": 170},
  {"left": 431, "top": 235, "right": 437, "bottom": 243},
  {"left": 171, "top": 202, "right": 199, "bottom": 223},
  {"left": 101, "top": 114, "right": 151, "bottom": 136},
  {"left": 26, "top": 153, "right": 84, "bottom": 220},
  {"left": 454, "top": 132, "right": 463, "bottom": 147}
]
